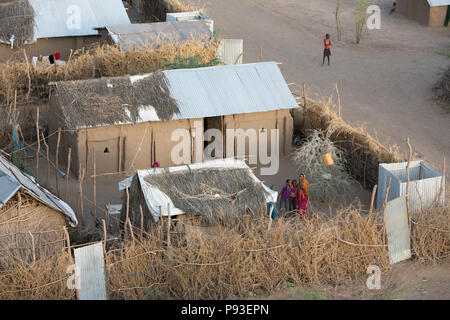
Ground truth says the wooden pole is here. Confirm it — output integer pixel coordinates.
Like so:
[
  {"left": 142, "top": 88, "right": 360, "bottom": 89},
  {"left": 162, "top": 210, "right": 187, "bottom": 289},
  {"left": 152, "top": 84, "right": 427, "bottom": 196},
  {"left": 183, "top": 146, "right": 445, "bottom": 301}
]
[
  {"left": 335, "top": 83, "right": 341, "bottom": 118},
  {"left": 42, "top": 132, "right": 49, "bottom": 186},
  {"left": 260, "top": 46, "right": 263, "bottom": 62},
  {"left": 63, "top": 226, "right": 73, "bottom": 262},
  {"left": 105, "top": 203, "right": 111, "bottom": 230},
  {"left": 93, "top": 153, "right": 97, "bottom": 221},
  {"left": 159, "top": 205, "right": 163, "bottom": 242},
  {"left": 125, "top": 181, "right": 130, "bottom": 239},
  {"left": 102, "top": 219, "right": 107, "bottom": 255},
  {"left": 268, "top": 205, "right": 274, "bottom": 231},
  {"left": 405, "top": 138, "right": 412, "bottom": 234},
  {"left": 77, "top": 163, "right": 85, "bottom": 227},
  {"left": 17, "top": 125, "right": 27, "bottom": 157},
  {"left": 139, "top": 205, "right": 144, "bottom": 239},
  {"left": 65, "top": 148, "right": 71, "bottom": 202},
  {"left": 55, "top": 128, "right": 61, "bottom": 197},
  {"left": 382, "top": 177, "right": 392, "bottom": 243},
  {"left": 24, "top": 49, "right": 31, "bottom": 102},
  {"left": 35, "top": 106, "right": 40, "bottom": 174},
  {"left": 167, "top": 203, "right": 172, "bottom": 259},
  {"left": 12, "top": 90, "right": 16, "bottom": 148},
  {"left": 435, "top": 157, "right": 446, "bottom": 208},
  {"left": 28, "top": 231, "right": 36, "bottom": 264},
  {"left": 127, "top": 217, "right": 136, "bottom": 245},
  {"left": 369, "top": 184, "right": 378, "bottom": 214}
]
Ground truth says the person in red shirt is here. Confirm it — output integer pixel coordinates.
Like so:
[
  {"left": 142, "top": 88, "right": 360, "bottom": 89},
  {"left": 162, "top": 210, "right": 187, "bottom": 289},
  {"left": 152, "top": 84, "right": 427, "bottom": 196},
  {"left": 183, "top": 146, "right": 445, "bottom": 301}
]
[{"left": 323, "top": 34, "right": 331, "bottom": 66}]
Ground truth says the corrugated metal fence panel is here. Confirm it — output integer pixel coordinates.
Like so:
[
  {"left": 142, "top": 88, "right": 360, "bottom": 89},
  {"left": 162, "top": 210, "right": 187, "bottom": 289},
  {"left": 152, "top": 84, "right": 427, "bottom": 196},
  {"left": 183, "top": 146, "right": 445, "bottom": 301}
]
[
  {"left": 400, "top": 176, "right": 445, "bottom": 213},
  {"left": 377, "top": 164, "right": 401, "bottom": 209},
  {"left": 29, "top": 0, "right": 129, "bottom": 40},
  {"left": 385, "top": 196, "right": 411, "bottom": 264},
  {"left": 74, "top": 242, "right": 106, "bottom": 300},
  {"left": 378, "top": 161, "right": 444, "bottom": 213},
  {"left": 217, "top": 39, "right": 244, "bottom": 65},
  {"left": 165, "top": 62, "right": 299, "bottom": 120}
]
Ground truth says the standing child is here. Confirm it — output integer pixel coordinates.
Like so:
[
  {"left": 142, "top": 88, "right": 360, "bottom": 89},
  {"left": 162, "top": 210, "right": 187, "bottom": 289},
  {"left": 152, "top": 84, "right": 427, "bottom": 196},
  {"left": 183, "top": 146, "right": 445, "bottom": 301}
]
[{"left": 323, "top": 34, "right": 331, "bottom": 66}]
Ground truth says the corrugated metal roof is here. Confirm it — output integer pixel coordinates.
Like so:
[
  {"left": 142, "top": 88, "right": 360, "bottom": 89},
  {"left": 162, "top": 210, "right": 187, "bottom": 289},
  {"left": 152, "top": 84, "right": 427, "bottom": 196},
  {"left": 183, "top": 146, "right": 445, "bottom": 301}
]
[
  {"left": 427, "top": 0, "right": 450, "bottom": 7},
  {"left": 0, "top": 154, "right": 77, "bottom": 226},
  {"left": 164, "top": 61, "right": 298, "bottom": 120},
  {"left": 106, "top": 21, "right": 213, "bottom": 51},
  {"left": 28, "top": 0, "right": 130, "bottom": 41},
  {"left": 55, "top": 62, "right": 298, "bottom": 129}
]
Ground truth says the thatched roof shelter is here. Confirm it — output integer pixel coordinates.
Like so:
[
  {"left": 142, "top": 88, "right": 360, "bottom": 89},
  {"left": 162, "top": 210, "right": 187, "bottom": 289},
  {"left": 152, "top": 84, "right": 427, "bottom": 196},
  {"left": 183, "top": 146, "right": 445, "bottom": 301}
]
[
  {"left": 119, "top": 159, "right": 277, "bottom": 228},
  {"left": 0, "top": 153, "right": 77, "bottom": 261},
  {"left": 53, "top": 71, "right": 179, "bottom": 130},
  {"left": 0, "top": 0, "right": 35, "bottom": 45}
]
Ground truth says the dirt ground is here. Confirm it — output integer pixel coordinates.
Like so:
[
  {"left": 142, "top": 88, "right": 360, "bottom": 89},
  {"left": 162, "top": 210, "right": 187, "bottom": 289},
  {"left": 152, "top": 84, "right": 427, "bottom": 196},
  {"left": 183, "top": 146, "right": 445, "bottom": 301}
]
[{"left": 258, "top": 257, "right": 450, "bottom": 300}]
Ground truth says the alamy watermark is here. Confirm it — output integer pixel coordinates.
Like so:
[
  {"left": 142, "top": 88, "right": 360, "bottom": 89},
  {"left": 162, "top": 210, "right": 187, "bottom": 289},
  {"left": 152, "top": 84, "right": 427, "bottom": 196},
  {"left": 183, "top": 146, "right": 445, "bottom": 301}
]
[{"left": 171, "top": 121, "right": 280, "bottom": 176}]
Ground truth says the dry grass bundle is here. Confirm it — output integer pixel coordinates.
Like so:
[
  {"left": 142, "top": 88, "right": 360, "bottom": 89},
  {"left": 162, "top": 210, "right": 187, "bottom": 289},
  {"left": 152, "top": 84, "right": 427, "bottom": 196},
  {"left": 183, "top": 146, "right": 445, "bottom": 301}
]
[
  {"left": 0, "top": 252, "right": 74, "bottom": 300},
  {"left": 0, "top": 0, "right": 35, "bottom": 44},
  {"left": 143, "top": 168, "right": 269, "bottom": 227},
  {"left": 143, "top": 0, "right": 201, "bottom": 22},
  {"left": 0, "top": 39, "right": 219, "bottom": 141},
  {"left": 293, "top": 94, "right": 403, "bottom": 188},
  {"left": 412, "top": 205, "right": 450, "bottom": 264},
  {"left": 55, "top": 71, "right": 179, "bottom": 130},
  {"left": 107, "top": 206, "right": 389, "bottom": 299},
  {"left": 433, "top": 66, "right": 450, "bottom": 113},
  {"left": 291, "top": 129, "right": 354, "bottom": 202},
  {"left": 0, "top": 192, "right": 66, "bottom": 262}
]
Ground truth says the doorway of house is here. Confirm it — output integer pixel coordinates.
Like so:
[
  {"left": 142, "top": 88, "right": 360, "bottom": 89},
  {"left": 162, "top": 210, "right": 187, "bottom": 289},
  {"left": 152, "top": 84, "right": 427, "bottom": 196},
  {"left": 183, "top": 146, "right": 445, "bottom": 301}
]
[{"left": 204, "top": 116, "right": 224, "bottom": 160}]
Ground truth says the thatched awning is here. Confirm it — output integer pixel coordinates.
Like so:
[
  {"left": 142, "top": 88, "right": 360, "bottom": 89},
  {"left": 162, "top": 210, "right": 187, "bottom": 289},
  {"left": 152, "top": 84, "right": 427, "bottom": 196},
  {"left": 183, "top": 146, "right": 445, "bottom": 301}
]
[
  {"left": 119, "top": 159, "right": 277, "bottom": 226},
  {"left": 54, "top": 71, "right": 180, "bottom": 130},
  {"left": 0, "top": 0, "right": 35, "bottom": 44}
]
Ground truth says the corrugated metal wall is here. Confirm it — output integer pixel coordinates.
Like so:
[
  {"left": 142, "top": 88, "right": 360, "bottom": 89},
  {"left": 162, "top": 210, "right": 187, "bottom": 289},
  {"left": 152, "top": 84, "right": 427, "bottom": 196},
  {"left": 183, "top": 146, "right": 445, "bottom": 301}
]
[
  {"left": 217, "top": 39, "right": 244, "bottom": 65},
  {"left": 377, "top": 161, "right": 445, "bottom": 212}
]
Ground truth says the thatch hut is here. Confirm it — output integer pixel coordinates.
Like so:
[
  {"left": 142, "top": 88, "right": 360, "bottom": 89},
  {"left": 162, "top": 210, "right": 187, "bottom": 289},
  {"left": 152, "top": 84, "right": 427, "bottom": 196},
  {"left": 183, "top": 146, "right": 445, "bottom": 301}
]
[
  {"left": 0, "top": 154, "right": 77, "bottom": 261},
  {"left": 0, "top": 0, "right": 130, "bottom": 62},
  {"left": 48, "top": 62, "right": 297, "bottom": 177},
  {"left": 118, "top": 158, "right": 277, "bottom": 230}
]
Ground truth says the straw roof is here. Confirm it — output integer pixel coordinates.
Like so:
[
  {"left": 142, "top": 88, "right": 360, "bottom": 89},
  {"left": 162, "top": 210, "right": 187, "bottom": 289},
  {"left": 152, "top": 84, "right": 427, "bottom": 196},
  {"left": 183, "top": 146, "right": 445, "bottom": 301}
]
[
  {"left": 0, "top": 0, "right": 35, "bottom": 44},
  {"left": 54, "top": 71, "right": 180, "bottom": 130},
  {"left": 122, "top": 159, "right": 276, "bottom": 227}
]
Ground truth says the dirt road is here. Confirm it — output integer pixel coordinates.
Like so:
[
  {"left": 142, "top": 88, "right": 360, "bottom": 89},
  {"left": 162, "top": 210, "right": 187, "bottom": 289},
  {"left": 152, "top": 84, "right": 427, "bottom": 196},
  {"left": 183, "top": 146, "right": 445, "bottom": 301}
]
[{"left": 206, "top": 0, "right": 450, "bottom": 191}]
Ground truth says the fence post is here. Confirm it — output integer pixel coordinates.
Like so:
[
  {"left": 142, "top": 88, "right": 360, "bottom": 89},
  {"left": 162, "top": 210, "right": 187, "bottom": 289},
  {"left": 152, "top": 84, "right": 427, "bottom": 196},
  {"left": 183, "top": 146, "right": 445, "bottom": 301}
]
[
  {"left": 55, "top": 128, "right": 61, "bottom": 196},
  {"left": 65, "top": 147, "right": 71, "bottom": 202}
]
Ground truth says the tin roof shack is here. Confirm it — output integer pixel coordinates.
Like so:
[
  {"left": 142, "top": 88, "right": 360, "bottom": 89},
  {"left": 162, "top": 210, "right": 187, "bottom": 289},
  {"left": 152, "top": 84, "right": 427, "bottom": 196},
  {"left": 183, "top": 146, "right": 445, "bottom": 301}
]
[
  {"left": 48, "top": 62, "right": 297, "bottom": 177},
  {"left": 119, "top": 158, "right": 277, "bottom": 231},
  {"left": 100, "top": 20, "right": 213, "bottom": 51},
  {"left": 0, "top": 0, "right": 131, "bottom": 62},
  {"left": 0, "top": 154, "right": 77, "bottom": 261},
  {"left": 397, "top": 0, "right": 450, "bottom": 27},
  {"left": 377, "top": 161, "right": 445, "bottom": 213}
]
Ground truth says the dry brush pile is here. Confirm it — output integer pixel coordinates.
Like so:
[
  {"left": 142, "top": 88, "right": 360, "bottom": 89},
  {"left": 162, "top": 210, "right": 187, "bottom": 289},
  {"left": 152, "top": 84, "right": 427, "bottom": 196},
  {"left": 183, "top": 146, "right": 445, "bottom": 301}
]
[
  {"left": 292, "top": 93, "right": 403, "bottom": 189},
  {"left": 0, "top": 39, "right": 219, "bottom": 144},
  {"left": 143, "top": 0, "right": 201, "bottom": 22}
]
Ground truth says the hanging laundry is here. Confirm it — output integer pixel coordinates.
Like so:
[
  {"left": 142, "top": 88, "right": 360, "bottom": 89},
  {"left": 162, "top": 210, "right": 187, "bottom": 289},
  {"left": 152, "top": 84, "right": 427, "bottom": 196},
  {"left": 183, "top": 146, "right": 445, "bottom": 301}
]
[
  {"left": 54, "top": 52, "right": 61, "bottom": 60},
  {"left": 13, "top": 125, "right": 23, "bottom": 151}
]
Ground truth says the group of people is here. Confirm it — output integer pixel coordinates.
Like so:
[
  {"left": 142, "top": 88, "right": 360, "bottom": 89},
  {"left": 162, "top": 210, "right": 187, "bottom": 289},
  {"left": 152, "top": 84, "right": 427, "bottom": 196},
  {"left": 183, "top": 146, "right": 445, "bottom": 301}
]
[{"left": 276, "top": 174, "right": 310, "bottom": 217}]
